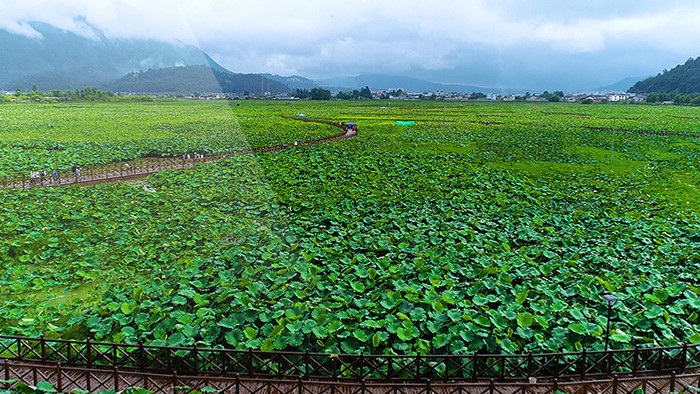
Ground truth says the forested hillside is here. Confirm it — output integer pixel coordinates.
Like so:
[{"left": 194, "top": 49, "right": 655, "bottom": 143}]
[
  {"left": 104, "top": 65, "right": 290, "bottom": 95},
  {"left": 628, "top": 57, "right": 700, "bottom": 94}
]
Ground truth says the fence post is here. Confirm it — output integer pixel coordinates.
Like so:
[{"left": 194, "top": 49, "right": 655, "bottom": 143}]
[
  {"left": 359, "top": 351, "right": 365, "bottom": 380},
  {"left": 426, "top": 378, "right": 431, "bottom": 394},
  {"left": 172, "top": 371, "right": 178, "bottom": 394},
  {"left": 681, "top": 342, "right": 688, "bottom": 373},
  {"left": 416, "top": 353, "right": 422, "bottom": 380},
  {"left": 297, "top": 375, "right": 303, "bottom": 394},
  {"left": 332, "top": 355, "right": 338, "bottom": 380},
  {"left": 612, "top": 374, "right": 618, "bottom": 394},
  {"left": 87, "top": 338, "right": 92, "bottom": 368},
  {"left": 579, "top": 348, "right": 586, "bottom": 379},
  {"left": 193, "top": 344, "right": 199, "bottom": 374},
  {"left": 41, "top": 335, "right": 46, "bottom": 362},
  {"left": 220, "top": 349, "right": 228, "bottom": 374},
  {"left": 361, "top": 378, "right": 366, "bottom": 394},
  {"left": 16, "top": 337, "right": 22, "bottom": 360},
  {"left": 56, "top": 362, "right": 63, "bottom": 393},
  {"left": 86, "top": 366, "right": 91, "bottom": 393},
  {"left": 2, "top": 359, "right": 8, "bottom": 389},
  {"left": 671, "top": 372, "right": 676, "bottom": 393},
  {"left": 113, "top": 343, "right": 118, "bottom": 369},
  {"left": 499, "top": 356, "right": 505, "bottom": 380},
  {"left": 304, "top": 350, "right": 310, "bottom": 378},
  {"left": 114, "top": 366, "right": 119, "bottom": 392},
  {"left": 553, "top": 378, "right": 559, "bottom": 393},
  {"left": 386, "top": 356, "right": 392, "bottom": 380},
  {"left": 472, "top": 353, "right": 478, "bottom": 382},
  {"left": 489, "top": 379, "right": 495, "bottom": 394},
  {"left": 139, "top": 341, "right": 145, "bottom": 371},
  {"left": 632, "top": 346, "right": 639, "bottom": 376},
  {"left": 235, "top": 373, "right": 240, "bottom": 394},
  {"left": 248, "top": 348, "right": 254, "bottom": 377}
]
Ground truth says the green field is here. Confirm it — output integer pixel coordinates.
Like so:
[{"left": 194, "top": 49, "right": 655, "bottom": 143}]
[
  {"left": 0, "top": 101, "right": 338, "bottom": 177},
  {"left": 1, "top": 100, "right": 699, "bottom": 355}
]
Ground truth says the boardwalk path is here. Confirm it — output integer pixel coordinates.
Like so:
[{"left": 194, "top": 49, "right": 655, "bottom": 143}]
[
  {"left": 3, "top": 358, "right": 700, "bottom": 394},
  {"left": 2, "top": 117, "right": 357, "bottom": 189}
]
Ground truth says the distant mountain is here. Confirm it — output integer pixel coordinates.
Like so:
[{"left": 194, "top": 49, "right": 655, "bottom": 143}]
[
  {"left": 593, "top": 77, "right": 647, "bottom": 93},
  {"left": 319, "top": 74, "right": 507, "bottom": 94},
  {"left": 628, "top": 57, "right": 700, "bottom": 94},
  {"left": 262, "top": 74, "right": 319, "bottom": 90},
  {"left": 105, "top": 65, "right": 289, "bottom": 95},
  {"left": 0, "top": 20, "right": 222, "bottom": 90}
]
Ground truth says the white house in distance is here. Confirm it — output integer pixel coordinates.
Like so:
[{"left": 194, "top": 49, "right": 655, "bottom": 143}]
[{"left": 607, "top": 93, "right": 632, "bottom": 102}]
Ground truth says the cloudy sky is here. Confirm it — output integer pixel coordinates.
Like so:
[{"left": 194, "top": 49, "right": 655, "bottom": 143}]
[{"left": 1, "top": 0, "right": 699, "bottom": 91}]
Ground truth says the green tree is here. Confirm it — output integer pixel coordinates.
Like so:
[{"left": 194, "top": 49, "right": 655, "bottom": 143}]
[
  {"left": 294, "top": 89, "right": 310, "bottom": 99},
  {"left": 359, "top": 86, "right": 373, "bottom": 99},
  {"left": 310, "top": 88, "right": 331, "bottom": 100}
]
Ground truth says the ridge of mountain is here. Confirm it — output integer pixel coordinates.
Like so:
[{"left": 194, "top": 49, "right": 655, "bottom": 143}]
[
  {"left": 628, "top": 56, "right": 700, "bottom": 94},
  {"left": 105, "top": 65, "right": 289, "bottom": 95}
]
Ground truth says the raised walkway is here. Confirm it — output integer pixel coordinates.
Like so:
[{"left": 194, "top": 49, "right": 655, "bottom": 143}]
[{"left": 1, "top": 117, "right": 357, "bottom": 189}]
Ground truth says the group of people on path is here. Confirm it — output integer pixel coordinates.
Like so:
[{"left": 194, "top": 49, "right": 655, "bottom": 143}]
[
  {"left": 28, "top": 170, "right": 47, "bottom": 186},
  {"left": 182, "top": 152, "right": 208, "bottom": 161},
  {"left": 27, "top": 165, "right": 81, "bottom": 187}
]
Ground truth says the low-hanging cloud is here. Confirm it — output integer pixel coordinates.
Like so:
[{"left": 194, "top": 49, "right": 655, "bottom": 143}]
[{"left": 2, "top": 0, "right": 699, "bottom": 90}]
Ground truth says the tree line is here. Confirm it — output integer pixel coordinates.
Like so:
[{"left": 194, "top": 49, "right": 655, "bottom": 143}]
[
  {"left": 1, "top": 87, "right": 154, "bottom": 103},
  {"left": 294, "top": 86, "right": 373, "bottom": 100}
]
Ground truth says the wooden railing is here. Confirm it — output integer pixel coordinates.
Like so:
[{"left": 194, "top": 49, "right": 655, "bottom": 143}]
[{"left": 1, "top": 336, "right": 697, "bottom": 383}]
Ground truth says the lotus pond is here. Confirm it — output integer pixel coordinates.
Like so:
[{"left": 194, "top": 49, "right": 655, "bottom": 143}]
[{"left": 1, "top": 100, "right": 699, "bottom": 355}]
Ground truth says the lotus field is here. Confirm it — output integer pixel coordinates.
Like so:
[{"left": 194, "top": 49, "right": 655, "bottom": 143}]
[{"left": 0, "top": 100, "right": 699, "bottom": 355}]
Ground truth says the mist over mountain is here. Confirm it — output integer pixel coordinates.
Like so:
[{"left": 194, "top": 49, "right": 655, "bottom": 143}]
[
  {"left": 0, "top": 20, "right": 218, "bottom": 90},
  {"left": 319, "top": 74, "right": 510, "bottom": 94},
  {"left": 592, "top": 77, "right": 647, "bottom": 93}
]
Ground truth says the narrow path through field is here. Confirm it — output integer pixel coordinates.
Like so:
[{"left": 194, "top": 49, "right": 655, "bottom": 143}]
[{"left": 2, "top": 118, "right": 357, "bottom": 189}]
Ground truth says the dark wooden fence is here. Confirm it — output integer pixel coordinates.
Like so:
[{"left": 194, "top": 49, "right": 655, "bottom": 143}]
[
  {"left": 1, "top": 119, "right": 356, "bottom": 189},
  {"left": 3, "top": 358, "right": 700, "bottom": 394},
  {"left": 1, "top": 336, "right": 698, "bottom": 384}
]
